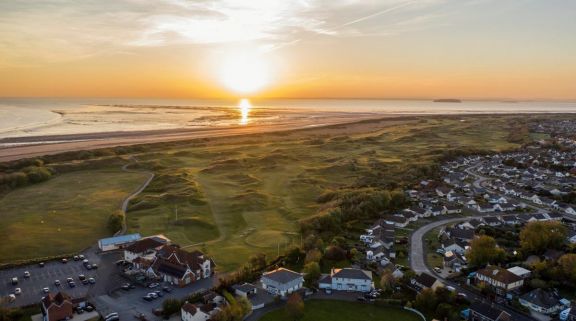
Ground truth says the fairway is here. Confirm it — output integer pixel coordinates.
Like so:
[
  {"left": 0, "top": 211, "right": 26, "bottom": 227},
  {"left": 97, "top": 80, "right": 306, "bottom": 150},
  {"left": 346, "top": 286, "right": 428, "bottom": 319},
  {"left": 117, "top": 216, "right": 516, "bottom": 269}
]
[
  {"left": 124, "top": 116, "right": 524, "bottom": 270},
  {"left": 259, "top": 300, "right": 422, "bottom": 321},
  {"left": 0, "top": 169, "right": 149, "bottom": 264}
]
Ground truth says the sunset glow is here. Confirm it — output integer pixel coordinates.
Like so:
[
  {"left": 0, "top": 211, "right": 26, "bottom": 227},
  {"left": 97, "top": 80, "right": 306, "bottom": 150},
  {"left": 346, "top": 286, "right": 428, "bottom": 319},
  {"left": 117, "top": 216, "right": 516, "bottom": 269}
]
[
  {"left": 220, "top": 52, "right": 270, "bottom": 95},
  {"left": 238, "top": 98, "right": 251, "bottom": 125}
]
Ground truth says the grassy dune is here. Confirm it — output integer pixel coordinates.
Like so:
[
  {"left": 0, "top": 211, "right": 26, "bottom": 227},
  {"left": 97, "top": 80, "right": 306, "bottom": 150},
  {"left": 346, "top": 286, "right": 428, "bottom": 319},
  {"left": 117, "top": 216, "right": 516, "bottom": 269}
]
[
  {"left": 123, "top": 116, "right": 522, "bottom": 270},
  {"left": 0, "top": 169, "right": 149, "bottom": 263},
  {"left": 0, "top": 115, "right": 534, "bottom": 268}
]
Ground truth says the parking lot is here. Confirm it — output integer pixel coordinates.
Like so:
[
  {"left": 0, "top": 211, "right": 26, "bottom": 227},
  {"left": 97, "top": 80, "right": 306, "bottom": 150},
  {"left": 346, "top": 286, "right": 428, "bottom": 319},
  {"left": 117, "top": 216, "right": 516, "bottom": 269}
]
[
  {"left": 93, "top": 276, "right": 216, "bottom": 321},
  {"left": 0, "top": 249, "right": 103, "bottom": 308}
]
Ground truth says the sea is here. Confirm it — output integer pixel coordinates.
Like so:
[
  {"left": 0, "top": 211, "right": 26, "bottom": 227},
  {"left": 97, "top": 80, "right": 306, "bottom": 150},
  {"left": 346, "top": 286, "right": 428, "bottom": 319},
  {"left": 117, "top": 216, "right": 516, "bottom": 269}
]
[{"left": 1, "top": 98, "right": 576, "bottom": 140}]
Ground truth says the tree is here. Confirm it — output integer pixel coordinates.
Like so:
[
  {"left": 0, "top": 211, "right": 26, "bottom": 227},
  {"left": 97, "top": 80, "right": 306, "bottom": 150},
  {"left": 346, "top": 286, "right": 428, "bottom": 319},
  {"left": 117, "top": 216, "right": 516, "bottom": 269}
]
[
  {"left": 379, "top": 269, "right": 397, "bottom": 293},
  {"left": 162, "top": 298, "right": 182, "bottom": 318},
  {"left": 212, "top": 293, "right": 251, "bottom": 321},
  {"left": 520, "top": 221, "right": 567, "bottom": 254},
  {"left": 558, "top": 254, "right": 576, "bottom": 283},
  {"left": 249, "top": 253, "right": 267, "bottom": 270},
  {"left": 305, "top": 249, "right": 322, "bottom": 264},
  {"left": 303, "top": 262, "right": 321, "bottom": 288},
  {"left": 467, "top": 235, "right": 505, "bottom": 266},
  {"left": 413, "top": 288, "right": 438, "bottom": 315},
  {"left": 324, "top": 245, "right": 346, "bottom": 261},
  {"left": 107, "top": 211, "right": 124, "bottom": 233},
  {"left": 285, "top": 293, "right": 304, "bottom": 320}
]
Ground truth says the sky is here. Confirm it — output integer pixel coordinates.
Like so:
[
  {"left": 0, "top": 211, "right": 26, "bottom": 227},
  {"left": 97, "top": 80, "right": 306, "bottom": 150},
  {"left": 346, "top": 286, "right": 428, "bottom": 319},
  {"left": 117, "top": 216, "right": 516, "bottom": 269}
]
[{"left": 0, "top": 0, "right": 575, "bottom": 100}]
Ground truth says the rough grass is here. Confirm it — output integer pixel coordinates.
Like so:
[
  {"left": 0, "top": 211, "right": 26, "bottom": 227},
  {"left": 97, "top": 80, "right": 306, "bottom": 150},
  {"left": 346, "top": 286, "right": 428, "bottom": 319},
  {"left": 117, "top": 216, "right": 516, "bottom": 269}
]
[
  {"left": 0, "top": 169, "right": 149, "bottom": 263},
  {"left": 259, "top": 300, "right": 422, "bottom": 321},
  {"left": 123, "top": 116, "right": 525, "bottom": 271}
]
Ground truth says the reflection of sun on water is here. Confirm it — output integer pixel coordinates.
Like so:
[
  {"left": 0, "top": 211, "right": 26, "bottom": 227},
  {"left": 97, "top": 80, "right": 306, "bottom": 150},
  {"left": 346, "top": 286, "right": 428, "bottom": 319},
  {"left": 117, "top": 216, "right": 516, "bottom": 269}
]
[{"left": 239, "top": 98, "right": 251, "bottom": 125}]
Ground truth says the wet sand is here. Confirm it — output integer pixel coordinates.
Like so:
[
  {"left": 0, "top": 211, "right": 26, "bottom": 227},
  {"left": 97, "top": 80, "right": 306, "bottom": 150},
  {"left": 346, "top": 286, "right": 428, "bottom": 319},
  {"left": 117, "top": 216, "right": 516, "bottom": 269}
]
[{"left": 0, "top": 113, "right": 395, "bottom": 162}]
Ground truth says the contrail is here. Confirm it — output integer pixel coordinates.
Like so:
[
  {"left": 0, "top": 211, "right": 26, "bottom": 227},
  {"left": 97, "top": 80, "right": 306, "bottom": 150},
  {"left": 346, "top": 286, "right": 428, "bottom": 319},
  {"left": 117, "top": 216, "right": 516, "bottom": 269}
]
[{"left": 340, "top": 0, "right": 419, "bottom": 28}]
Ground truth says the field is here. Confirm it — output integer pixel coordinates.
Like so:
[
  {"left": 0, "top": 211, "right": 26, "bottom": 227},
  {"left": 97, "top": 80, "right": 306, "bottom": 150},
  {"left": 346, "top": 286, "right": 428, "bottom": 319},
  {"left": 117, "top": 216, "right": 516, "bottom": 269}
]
[
  {"left": 259, "top": 300, "right": 422, "bottom": 321},
  {"left": 0, "top": 114, "right": 534, "bottom": 269},
  {"left": 0, "top": 169, "right": 149, "bottom": 263}
]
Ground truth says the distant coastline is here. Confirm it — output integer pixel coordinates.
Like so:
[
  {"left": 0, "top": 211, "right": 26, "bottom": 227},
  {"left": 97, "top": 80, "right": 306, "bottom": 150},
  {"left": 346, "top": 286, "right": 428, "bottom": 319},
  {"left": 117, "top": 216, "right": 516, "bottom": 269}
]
[{"left": 433, "top": 99, "right": 462, "bottom": 103}]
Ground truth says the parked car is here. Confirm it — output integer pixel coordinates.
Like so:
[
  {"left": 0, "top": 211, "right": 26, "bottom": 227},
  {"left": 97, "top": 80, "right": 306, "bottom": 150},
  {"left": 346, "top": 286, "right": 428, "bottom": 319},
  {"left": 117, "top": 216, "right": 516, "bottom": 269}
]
[
  {"left": 142, "top": 295, "right": 154, "bottom": 302},
  {"left": 8, "top": 294, "right": 16, "bottom": 302},
  {"left": 152, "top": 308, "right": 163, "bottom": 316},
  {"left": 89, "top": 278, "right": 96, "bottom": 284},
  {"left": 61, "top": 258, "right": 68, "bottom": 264},
  {"left": 85, "top": 264, "right": 93, "bottom": 270},
  {"left": 23, "top": 271, "right": 30, "bottom": 278},
  {"left": 73, "top": 256, "right": 80, "bottom": 261},
  {"left": 121, "top": 283, "right": 131, "bottom": 290},
  {"left": 162, "top": 286, "right": 172, "bottom": 293},
  {"left": 148, "top": 283, "right": 159, "bottom": 288},
  {"left": 82, "top": 279, "right": 89, "bottom": 285},
  {"left": 38, "top": 262, "right": 45, "bottom": 268},
  {"left": 78, "top": 254, "right": 85, "bottom": 260},
  {"left": 75, "top": 307, "right": 84, "bottom": 314},
  {"left": 154, "top": 290, "right": 163, "bottom": 297},
  {"left": 104, "top": 312, "right": 119, "bottom": 320},
  {"left": 78, "top": 274, "right": 86, "bottom": 281},
  {"left": 66, "top": 278, "right": 74, "bottom": 283},
  {"left": 11, "top": 277, "right": 18, "bottom": 285},
  {"left": 14, "top": 288, "right": 22, "bottom": 295},
  {"left": 54, "top": 280, "right": 61, "bottom": 286},
  {"left": 148, "top": 292, "right": 158, "bottom": 299},
  {"left": 356, "top": 296, "right": 366, "bottom": 302},
  {"left": 84, "top": 305, "right": 94, "bottom": 312},
  {"left": 433, "top": 267, "right": 442, "bottom": 273},
  {"left": 42, "top": 287, "right": 50, "bottom": 293},
  {"left": 91, "top": 263, "right": 98, "bottom": 269},
  {"left": 69, "top": 282, "right": 76, "bottom": 288}
]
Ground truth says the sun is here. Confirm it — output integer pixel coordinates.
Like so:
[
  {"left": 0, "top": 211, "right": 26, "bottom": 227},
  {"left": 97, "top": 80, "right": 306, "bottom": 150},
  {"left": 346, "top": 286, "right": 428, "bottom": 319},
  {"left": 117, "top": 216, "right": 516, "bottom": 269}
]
[{"left": 219, "top": 52, "right": 269, "bottom": 95}]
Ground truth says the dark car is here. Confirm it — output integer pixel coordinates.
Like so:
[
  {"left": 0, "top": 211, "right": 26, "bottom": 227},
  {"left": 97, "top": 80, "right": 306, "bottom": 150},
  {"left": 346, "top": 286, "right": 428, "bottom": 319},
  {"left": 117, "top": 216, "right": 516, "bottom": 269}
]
[
  {"left": 82, "top": 279, "right": 89, "bottom": 285},
  {"left": 75, "top": 307, "right": 84, "bottom": 314},
  {"left": 69, "top": 282, "right": 76, "bottom": 288},
  {"left": 162, "top": 286, "right": 172, "bottom": 293},
  {"left": 91, "top": 264, "right": 98, "bottom": 269},
  {"left": 78, "top": 274, "right": 86, "bottom": 281},
  {"left": 142, "top": 296, "right": 154, "bottom": 302},
  {"left": 356, "top": 296, "right": 366, "bottom": 302},
  {"left": 84, "top": 305, "right": 94, "bottom": 312},
  {"left": 38, "top": 262, "right": 45, "bottom": 268},
  {"left": 154, "top": 290, "right": 164, "bottom": 297}
]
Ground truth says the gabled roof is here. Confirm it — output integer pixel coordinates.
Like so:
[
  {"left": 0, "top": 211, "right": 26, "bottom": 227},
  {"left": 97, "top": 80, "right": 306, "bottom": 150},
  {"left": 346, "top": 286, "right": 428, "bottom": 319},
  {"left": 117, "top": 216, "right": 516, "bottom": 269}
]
[
  {"left": 520, "top": 288, "right": 561, "bottom": 309},
  {"left": 469, "top": 301, "right": 511, "bottom": 321},
  {"left": 331, "top": 268, "right": 372, "bottom": 281},
  {"left": 477, "top": 266, "right": 522, "bottom": 285},
  {"left": 125, "top": 237, "right": 165, "bottom": 254},
  {"left": 414, "top": 273, "right": 438, "bottom": 288},
  {"left": 42, "top": 292, "right": 72, "bottom": 308},
  {"left": 262, "top": 268, "right": 302, "bottom": 284}
]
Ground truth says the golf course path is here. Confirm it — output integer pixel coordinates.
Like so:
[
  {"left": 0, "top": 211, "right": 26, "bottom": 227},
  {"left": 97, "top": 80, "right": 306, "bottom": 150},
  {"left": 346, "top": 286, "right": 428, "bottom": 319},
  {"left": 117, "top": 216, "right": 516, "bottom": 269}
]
[{"left": 115, "top": 161, "right": 155, "bottom": 236}]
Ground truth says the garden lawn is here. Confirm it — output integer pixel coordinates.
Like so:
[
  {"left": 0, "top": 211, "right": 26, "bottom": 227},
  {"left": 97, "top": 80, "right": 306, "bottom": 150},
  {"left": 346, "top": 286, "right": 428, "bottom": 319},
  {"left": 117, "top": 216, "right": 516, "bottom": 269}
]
[{"left": 259, "top": 300, "right": 422, "bottom": 321}]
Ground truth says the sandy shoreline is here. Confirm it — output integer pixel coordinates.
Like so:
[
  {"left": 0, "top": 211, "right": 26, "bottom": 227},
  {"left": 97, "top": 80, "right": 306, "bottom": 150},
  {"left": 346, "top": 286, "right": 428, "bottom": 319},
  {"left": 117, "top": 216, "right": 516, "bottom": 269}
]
[{"left": 0, "top": 113, "right": 392, "bottom": 162}]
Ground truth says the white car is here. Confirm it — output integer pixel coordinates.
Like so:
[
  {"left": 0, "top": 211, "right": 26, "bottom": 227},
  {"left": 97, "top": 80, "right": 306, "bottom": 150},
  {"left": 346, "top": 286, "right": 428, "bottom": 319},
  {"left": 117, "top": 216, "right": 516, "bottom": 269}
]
[
  {"left": 42, "top": 287, "right": 50, "bottom": 293},
  {"left": 14, "top": 288, "right": 22, "bottom": 295},
  {"left": 104, "top": 312, "right": 119, "bottom": 320},
  {"left": 23, "top": 271, "right": 30, "bottom": 278},
  {"left": 148, "top": 283, "right": 159, "bottom": 288}
]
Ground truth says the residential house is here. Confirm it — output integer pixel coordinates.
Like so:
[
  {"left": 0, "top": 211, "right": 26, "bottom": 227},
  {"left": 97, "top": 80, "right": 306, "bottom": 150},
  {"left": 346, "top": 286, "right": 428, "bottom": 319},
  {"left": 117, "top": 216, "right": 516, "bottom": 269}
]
[
  {"left": 261, "top": 268, "right": 304, "bottom": 296},
  {"left": 519, "top": 288, "right": 563, "bottom": 315},
  {"left": 41, "top": 292, "right": 74, "bottom": 321},
  {"left": 444, "top": 251, "right": 466, "bottom": 272},
  {"left": 483, "top": 216, "right": 502, "bottom": 227},
  {"left": 475, "top": 266, "right": 524, "bottom": 295},
  {"left": 318, "top": 268, "right": 373, "bottom": 293},
  {"left": 441, "top": 238, "right": 467, "bottom": 255},
  {"left": 410, "top": 273, "right": 443, "bottom": 292},
  {"left": 181, "top": 302, "right": 220, "bottom": 321},
  {"left": 468, "top": 301, "right": 511, "bottom": 321},
  {"left": 231, "top": 283, "right": 273, "bottom": 310}
]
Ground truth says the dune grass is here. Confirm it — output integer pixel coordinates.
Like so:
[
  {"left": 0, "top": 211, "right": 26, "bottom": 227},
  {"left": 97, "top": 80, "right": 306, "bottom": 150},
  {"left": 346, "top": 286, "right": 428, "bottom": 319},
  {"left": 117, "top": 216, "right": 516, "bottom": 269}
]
[
  {"left": 0, "top": 115, "right": 528, "bottom": 268},
  {"left": 122, "top": 116, "right": 523, "bottom": 270},
  {"left": 0, "top": 169, "right": 149, "bottom": 263},
  {"left": 259, "top": 300, "right": 422, "bottom": 321}
]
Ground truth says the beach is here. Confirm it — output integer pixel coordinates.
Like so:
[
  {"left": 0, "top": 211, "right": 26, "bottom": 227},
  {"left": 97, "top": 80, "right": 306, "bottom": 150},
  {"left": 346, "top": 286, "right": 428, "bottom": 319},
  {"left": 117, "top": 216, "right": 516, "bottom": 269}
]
[{"left": 1, "top": 98, "right": 576, "bottom": 162}]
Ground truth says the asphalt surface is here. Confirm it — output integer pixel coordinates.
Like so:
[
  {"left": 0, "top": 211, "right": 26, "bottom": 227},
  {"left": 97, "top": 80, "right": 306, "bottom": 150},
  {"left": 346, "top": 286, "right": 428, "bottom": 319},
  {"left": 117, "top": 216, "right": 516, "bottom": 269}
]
[
  {"left": 0, "top": 248, "right": 102, "bottom": 307},
  {"left": 93, "top": 276, "right": 216, "bottom": 321}
]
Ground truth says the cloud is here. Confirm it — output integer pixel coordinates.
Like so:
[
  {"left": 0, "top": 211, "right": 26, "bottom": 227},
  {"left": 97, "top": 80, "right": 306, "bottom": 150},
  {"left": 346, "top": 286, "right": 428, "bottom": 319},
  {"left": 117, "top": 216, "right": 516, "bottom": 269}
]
[{"left": 0, "top": 0, "right": 452, "bottom": 67}]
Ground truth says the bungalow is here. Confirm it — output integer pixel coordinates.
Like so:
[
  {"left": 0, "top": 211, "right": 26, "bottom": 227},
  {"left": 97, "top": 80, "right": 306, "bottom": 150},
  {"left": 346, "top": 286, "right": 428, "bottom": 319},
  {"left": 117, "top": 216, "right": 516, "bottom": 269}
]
[
  {"left": 545, "top": 212, "right": 563, "bottom": 221},
  {"left": 261, "top": 268, "right": 304, "bottom": 296},
  {"left": 519, "top": 288, "right": 563, "bottom": 315},
  {"left": 385, "top": 215, "right": 409, "bottom": 228},
  {"left": 97, "top": 233, "right": 141, "bottom": 252},
  {"left": 441, "top": 238, "right": 467, "bottom": 255},
  {"left": 41, "top": 292, "right": 74, "bottom": 321},
  {"left": 231, "top": 283, "right": 273, "bottom": 310},
  {"left": 146, "top": 245, "right": 214, "bottom": 287},
  {"left": 483, "top": 216, "right": 502, "bottom": 227},
  {"left": 444, "top": 251, "right": 466, "bottom": 271},
  {"left": 318, "top": 268, "right": 373, "bottom": 293},
  {"left": 410, "top": 273, "right": 443, "bottom": 293},
  {"left": 477, "top": 204, "right": 496, "bottom": 213},
  {"left": 468, "top": 301, "right": 511, "bottom": 321},
  {"left": 447, "top": 227, "right": 476, "bottom": 242},
  {"left": 501, "top": 215, "right": 519, "bottom": 225},
  {"left": 475, "top": 266, "right": 524, "bottom": 295},
  {"left": 430, "top": 206, "right": 447, "bottom": 216},
  {"left": 494, "top": 203, "right": 515, "bottom": 212},
  {"left": 445, "top": 204, "right": 462, "bottom": 215}
]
